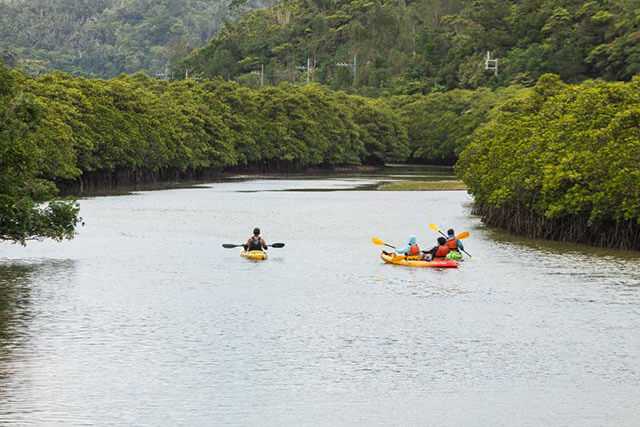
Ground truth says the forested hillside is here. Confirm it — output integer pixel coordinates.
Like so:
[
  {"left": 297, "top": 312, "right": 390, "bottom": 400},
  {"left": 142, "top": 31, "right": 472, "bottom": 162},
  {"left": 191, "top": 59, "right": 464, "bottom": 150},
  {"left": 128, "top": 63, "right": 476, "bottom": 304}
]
[
  {"left": 182, "top": 0, "right": 640, "bottom": 94},
  {"left": 0, "top": 0, "right": 268, "bottom": 77}
]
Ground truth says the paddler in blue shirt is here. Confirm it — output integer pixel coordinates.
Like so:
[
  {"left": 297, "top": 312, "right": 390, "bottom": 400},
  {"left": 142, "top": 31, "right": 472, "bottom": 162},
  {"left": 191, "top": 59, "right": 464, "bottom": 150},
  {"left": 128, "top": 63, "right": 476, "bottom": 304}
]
[{"left": 395, "top": 236, "right": 421, "bottom": 257}]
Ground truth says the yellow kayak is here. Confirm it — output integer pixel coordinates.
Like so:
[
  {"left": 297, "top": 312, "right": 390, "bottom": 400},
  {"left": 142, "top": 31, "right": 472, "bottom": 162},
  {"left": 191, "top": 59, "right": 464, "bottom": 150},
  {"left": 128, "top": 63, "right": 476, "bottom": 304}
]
[
  {"left": 380, "top": 252, "right": 458, "bottom": 269},
  {"left": 241, "top": 250, "right": 268, "bottom": 261}
]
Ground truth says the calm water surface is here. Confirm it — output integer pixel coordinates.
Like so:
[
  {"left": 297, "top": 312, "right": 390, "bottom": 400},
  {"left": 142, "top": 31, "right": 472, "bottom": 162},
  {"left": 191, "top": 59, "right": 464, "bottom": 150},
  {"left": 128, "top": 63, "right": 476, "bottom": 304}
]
[{"left": 1, "top": 176, "right": 639, "bottom": 426}]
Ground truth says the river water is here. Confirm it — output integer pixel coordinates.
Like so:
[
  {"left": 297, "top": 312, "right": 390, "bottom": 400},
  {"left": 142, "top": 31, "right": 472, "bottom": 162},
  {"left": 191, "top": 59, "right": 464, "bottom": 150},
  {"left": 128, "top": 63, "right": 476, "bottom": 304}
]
[{"left": 1, "top": 173, "right": 639, "bottom": 426}]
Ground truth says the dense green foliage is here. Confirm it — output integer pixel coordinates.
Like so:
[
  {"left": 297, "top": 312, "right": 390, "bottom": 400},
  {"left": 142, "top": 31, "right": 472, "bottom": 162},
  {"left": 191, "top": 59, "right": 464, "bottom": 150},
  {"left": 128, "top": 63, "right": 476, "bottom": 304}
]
[
  {"left": 390, "top": 86, "right": 518, "bottom": 163},
  {"left": 0, "top": 0, "right": 267, "bottom": 77},
  {"left": 0, "top": 63, "right": 80, "bottom": 244},
  {"left": 182, "top": 0, "right": 640, "bottom": 93},
  {"left": 458, "top": 75, "right": 640, "bottom": 249},
  {"left": 18, "top": 73, "right": 407, "bottom": 174},
  {"left": 1, "top": 60, "right": 409, "bottom": 180}
]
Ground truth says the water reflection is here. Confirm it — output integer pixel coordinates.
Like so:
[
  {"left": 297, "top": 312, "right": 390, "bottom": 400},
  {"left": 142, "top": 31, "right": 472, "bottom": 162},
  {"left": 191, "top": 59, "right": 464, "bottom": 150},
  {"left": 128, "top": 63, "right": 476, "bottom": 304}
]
[
  {"left": 0, "top": 262, "right": 36, "bottom": 408},
  {"left": 0, "top": 260, "right": 76, "bottom": 407},
  {"left": 0, "top": 262, "right": 36, "bottom": 347}
]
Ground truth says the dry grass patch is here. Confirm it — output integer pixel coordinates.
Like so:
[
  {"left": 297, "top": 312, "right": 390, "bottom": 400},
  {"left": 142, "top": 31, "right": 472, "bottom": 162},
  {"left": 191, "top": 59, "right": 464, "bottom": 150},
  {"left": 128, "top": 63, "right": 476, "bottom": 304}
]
[{"left": 378, "top": 180, "right": 467, "bottom": 191}]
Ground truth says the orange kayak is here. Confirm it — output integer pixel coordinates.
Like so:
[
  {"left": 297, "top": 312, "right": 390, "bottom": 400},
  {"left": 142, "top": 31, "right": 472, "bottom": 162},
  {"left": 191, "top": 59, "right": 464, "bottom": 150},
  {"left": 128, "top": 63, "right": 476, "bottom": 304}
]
[{"left": 380, "top": 252, "right": 459, "bottom": 269}]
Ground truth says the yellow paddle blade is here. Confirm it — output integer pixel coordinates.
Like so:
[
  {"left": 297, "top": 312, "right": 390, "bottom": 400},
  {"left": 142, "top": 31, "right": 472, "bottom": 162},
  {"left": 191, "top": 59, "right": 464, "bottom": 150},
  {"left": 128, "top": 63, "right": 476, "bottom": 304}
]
[
  {"left": 372, "top": 237, "right": 385, "bottom": 246},
  {"left": 456, "top": 231, "right": 470, "bottom": 240},
  {"left": 428, "top": 223, "right": 440, "bottom": 232}
]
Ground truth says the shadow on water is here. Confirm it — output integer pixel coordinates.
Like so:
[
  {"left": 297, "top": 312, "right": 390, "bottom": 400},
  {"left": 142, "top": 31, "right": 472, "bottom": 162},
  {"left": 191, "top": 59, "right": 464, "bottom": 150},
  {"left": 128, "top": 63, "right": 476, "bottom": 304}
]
[
  {"left": 478, "top": 223, "right": 640, "bottom": 290},
  {"left": 483, "top": 224, "right": 640, "bottom": 260},
  {"left": 0, "top": 260, "right": 76, "bottom": 403}
]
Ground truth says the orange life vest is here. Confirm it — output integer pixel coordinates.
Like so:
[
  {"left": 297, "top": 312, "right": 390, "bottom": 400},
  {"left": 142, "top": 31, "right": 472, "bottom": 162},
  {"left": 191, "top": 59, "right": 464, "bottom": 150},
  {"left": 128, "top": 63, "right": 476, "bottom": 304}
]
[
  {"left": 408, "top": 244, "right": 421, "bottom": 256},
  {"left": 435, "top": 245, "right": 450, "bottom": 258},
  {"left": 446, "top": 238, "right": 458, "bottom": 250}
]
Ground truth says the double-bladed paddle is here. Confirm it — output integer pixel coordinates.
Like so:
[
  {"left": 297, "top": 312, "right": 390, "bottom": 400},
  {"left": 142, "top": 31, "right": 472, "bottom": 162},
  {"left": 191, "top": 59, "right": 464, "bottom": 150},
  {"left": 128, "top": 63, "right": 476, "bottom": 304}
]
[
  {"left": 429, "top": 224, "right": 470, "bottom": 241},
  {"left": 222, "top": 243, "right": 286, "bottom": 249}
]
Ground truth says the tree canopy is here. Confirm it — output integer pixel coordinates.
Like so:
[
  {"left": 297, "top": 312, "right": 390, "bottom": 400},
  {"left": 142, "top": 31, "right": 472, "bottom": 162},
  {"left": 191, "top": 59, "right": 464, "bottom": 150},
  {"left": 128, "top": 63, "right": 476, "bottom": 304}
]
[
  {"left": 457, "top": 74, "right": 640, "bottom": 249},
  {"left": 0, "top": 63, "right": 80, "bottom": 244}
]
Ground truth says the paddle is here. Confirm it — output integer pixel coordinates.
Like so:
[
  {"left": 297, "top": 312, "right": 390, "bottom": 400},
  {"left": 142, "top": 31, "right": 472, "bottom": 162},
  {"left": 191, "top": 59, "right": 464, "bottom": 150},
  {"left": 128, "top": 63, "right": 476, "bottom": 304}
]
[
  {"left": 428, "top": 224, "right": 470, "bottom": 241},
  {"left": 371, "top": 237, "right": 397, "bottom": 250},
  {"left": 222, "top": 243, "right": 285, "bottom": 249},
  {"left": 456, "top": 231, "right": 471, "bottom": 240},
  {"left": 428, "top": 224, "right": 472, "bottom": 258},
  {"left": 372, "top": 237, "right": 415, "bottom": 261}
]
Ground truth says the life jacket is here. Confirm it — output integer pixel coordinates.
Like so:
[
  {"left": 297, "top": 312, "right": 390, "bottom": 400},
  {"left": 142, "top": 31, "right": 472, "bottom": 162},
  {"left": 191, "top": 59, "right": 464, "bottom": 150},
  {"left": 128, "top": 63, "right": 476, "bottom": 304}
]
[
  {"left": 446, "top": 237, "right": 458, "bottom": 250},
  {"left": 435, "top": 245, "right": 450, "bottom": 258},
  {"left": 408, "top": 243, "right": 421, "bottom": 256},
  {"left": 248, "top": 236, "right": 264, "bottom": 251}
]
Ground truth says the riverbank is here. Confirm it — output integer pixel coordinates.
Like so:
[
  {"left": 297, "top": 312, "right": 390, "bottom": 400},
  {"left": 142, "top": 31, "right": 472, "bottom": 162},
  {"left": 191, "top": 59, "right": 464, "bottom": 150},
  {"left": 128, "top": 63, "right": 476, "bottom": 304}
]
[
  {"left": 475, "top": 204, "right": 640, "bottom": 251},
  {"left": 57, "top": 164, "right": 463, "bottom": 196},
  {"left": 57, "top": 165, "right": 389, "bottom": 196}
]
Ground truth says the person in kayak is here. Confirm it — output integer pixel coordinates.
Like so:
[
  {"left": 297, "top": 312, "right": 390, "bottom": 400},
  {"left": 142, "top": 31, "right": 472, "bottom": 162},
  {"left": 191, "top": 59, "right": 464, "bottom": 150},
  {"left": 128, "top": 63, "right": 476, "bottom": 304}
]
[
  {"left": 395, "top": 236, "right": 421, "bottom": 257},
  {"left": 244, "top": 227, "right": 267, "bottom": 252},
  {"left": 423, "top": 237, "right": 450, "bottom": 260},
  {"left": 446, "top": 228, "right": 465, "bottom": 254}
]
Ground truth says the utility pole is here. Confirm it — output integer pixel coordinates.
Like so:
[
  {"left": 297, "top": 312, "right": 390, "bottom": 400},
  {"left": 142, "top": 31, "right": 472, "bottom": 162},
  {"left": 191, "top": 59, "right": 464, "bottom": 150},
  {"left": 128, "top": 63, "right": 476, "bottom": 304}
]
[
  {"left": 353, "top": 54, "right": 357, "bottom": 86},
  {"left": 261, "top": 63, "right": 264, "bottom": 87},
  {"left": 336, "top": 54, "right": 357, "bottom": 86},
  {"left": 250, "top": 64, "right": 264, "bottom": 87},
  {"left": 485, "top": 51, "right": 498, "bottom": 77},
  {"left": 155, "top": 64, "right": 169, "bottom": 80},
  {"left": 296, "top": 57, "right": 315, "bottom": 84}
]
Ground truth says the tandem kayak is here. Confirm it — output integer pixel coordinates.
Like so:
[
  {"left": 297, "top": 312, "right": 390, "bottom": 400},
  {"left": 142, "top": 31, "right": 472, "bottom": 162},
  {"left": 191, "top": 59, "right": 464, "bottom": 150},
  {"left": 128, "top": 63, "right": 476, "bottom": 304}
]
[
  {"left": 241, "top": 250, "right": 268, "bottom": 261},
  {"left": 380, "top": 252, "right": 458, "bottom": 269}
]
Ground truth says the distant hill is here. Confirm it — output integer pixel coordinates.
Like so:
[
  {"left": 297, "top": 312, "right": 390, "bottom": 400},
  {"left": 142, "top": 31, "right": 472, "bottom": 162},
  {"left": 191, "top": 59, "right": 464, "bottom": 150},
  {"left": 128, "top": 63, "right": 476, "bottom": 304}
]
[
  {"left": 0, "top": 0, "right": 270, "bottom": 77},
  {"left": 180, "top": 0, "right": 640, "bottom": 94}
]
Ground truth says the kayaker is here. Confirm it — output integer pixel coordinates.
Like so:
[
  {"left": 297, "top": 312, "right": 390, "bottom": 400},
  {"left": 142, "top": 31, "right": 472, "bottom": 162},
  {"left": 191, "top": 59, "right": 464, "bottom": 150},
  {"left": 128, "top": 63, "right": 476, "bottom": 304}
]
[
  {"left": 423, "top": 237, "right": 450, "bottom": 260},
  {"left": 446, "top": 228, "right": 465, "bottom": 253},
  {"left": 395, "top": 236, "right": 421, "bottom": 257},
  {"left": 244, "top": 227, "right": 267, "bottom": 251}
]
